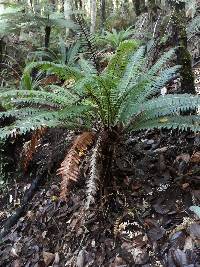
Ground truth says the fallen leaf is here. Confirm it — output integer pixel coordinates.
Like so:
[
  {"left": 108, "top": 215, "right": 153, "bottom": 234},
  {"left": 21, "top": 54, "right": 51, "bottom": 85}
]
[
  {"left": 190, "top": 151, "right": 200, "bottom": 163},
  {"left": 188, "top": 223, "right": 200, "bottom": 239},
  {"left": 184, "top": 236, "right": 194, "bottom": 251},
  {"left": 10, "top": 248, "right": 19, "bottom": 258},
  {"left": 43, "top": 251, "right": 55, "bottom": 266},
  {"left": 12, "top": 259, "right": 21, "bottom": 267},
  {"left": 172, "top": 249, "right": 187, "bottom": 266},
  {"left": 176, "top": 153, "right": 190, "bottom": 163},
  {"left": 76, "top": 249, "right": 86, "bottom": 267}
]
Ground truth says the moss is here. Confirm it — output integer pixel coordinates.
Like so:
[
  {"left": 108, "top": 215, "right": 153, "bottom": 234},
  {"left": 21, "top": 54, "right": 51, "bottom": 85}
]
[{"left": 172, "top": 2, "right": 195, "bottom": 94}]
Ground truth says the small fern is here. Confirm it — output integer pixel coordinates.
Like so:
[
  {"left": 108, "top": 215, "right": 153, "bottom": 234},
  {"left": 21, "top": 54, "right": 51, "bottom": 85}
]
[{"left": 100, "top": 27, "right": 136, "bottom": 49}]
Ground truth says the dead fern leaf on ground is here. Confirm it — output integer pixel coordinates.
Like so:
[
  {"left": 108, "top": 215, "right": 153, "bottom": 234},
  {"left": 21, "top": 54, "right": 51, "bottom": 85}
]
[
  {"left": 21, "top": 127, "right": 47, "bottom": 172},
  {"left": 57, "top": 132, "right": 95, "bottom": 200}
]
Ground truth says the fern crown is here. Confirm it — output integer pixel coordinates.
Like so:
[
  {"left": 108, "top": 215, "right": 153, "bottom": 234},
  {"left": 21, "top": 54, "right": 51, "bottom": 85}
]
[{"left": 0, "top": 40, "right": 200, "bottom": 139}]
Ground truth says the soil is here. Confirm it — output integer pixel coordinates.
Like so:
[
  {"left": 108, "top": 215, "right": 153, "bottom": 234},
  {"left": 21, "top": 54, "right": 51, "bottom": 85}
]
[{"left": 0, "top": 129, "right": 200, "bottom": 267}]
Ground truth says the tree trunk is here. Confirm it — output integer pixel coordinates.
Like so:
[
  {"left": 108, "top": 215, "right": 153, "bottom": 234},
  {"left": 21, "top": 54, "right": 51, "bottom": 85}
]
[
  {"left": 133, "top": 0, "right": 146, "bottom": 16},
  {"left": 64, "top": 0, "right": 72, "bottom": 36},
  {"left": 44, "top": 25, "right": 51, "bottom": 48},
  {"left": 0, "top": 38, "right": 5, "bottom": 63},
  {"left": 100, "top": 0, "right": 106, "bottom": 30},
  {"left": 171, "top": 0, "right": 195, "bottom": 94},
  {"left": 90, "top": 0, "right": 97, "bottom": 33}
]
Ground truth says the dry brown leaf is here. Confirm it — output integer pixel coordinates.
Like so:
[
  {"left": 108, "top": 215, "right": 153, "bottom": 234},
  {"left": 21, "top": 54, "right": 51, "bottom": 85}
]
[
  {"left": 176, "top": 153, "right": 190, "bottom": 163},
  {"left": 190, "top": 151, "right": 200, "bottom": 163},
  {"left": 57, "top": 132, "right": 95, "bottom": 200},
  {"left": 43, "top": 251, "right": 55, "bottom": 266}
]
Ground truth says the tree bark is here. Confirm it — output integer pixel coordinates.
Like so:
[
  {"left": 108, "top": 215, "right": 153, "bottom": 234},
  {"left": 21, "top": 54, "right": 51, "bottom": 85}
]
[
  {"left": 133, "top": 0, "right": 146, "bottom": 16},
  {"left": 100, "top": 0, "right": 106, "bottom": 30},
  {"left": 0, "top": 38, "right": 5, "bottom": 63},
  {"left": 90, "top": 0, "right": 97, "bottom": 33},
  {"left": 64, "top": 0, "right": 72, "bottom": 36},
  {"left": 44, "top": 25, "right": 51, "bottom": 48},
  {"left": 170, "top": 0, "right": 195, "bottom": 94}
]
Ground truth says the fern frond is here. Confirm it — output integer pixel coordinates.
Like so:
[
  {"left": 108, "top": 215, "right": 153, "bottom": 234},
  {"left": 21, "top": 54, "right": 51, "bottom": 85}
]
[
  {"left": 66, "top": 40, "right": 81, "bottom": 65},
  {"left": 142, "top": 94, "right": 200, "bottom": 117},
  {"left": 79, "top": 58, "right": 97, "bottom": 75},
  {"left": 136, "top": 66, "right": 180, "bottom": 103},
  {"left": 187, "top": 15, "right": 200, "bottom": 37},
  {"left": 85, "top": 134, "right": 101, "bottom": 210},
  {"left": 12, "top": 98, "right": 60, "bottom": 109},
  {"left": 131, "top": 115, "right": 200, "bottom": 132},
  {"left": 116, "top": 64, "right": 180, "bottom": 123},
  {"left": 57, "top": 132, "right": 95, "bottom": 200},
  {"left": 0, "top": 112, "right": 61, "bottom": 139},
  {"left": 115, "top": 46, "right": 145, "bottom": 100},
  {"left": 23, "top": 61, "right": 83, "bottom": 81},
  {"left": 123, "top": 94, "right": 200, "bottom": 125},
  {"left": 0, "top": 89, "right": 75, "bottom": 107},
  {"left": 46, "top": 84, "right": 79, "bottom": 102},
  {"left": 106, "top": 40, "right": 139, "bottom": 78},
  {"left": 147, "top": 48, "right": 176, "bottom": 76},
  {"left": 0, "top": 108, "right": 43, "bottom": 120},
  {"left": 75, "top": 15, "right": 99, "bottom": 70}
]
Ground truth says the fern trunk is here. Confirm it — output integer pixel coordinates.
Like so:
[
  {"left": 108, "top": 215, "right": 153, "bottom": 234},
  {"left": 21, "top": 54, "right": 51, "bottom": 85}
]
[{"left": 98, "top": 129, "right": 119, "bottom": 190}]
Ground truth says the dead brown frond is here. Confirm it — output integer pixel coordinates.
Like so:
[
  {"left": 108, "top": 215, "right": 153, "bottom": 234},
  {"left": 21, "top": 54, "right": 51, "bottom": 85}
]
[
  {"left": 57, "top": 132, "right": 95, "bottom": 200},
  {"left": 21, "top": 127, "right": 47, "bottom": 172}
]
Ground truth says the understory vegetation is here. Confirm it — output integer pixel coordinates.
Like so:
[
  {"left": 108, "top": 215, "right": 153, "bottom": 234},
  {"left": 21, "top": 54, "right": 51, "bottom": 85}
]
[{"left": 0, "top": 0, "right": 200, "bottom": 266}]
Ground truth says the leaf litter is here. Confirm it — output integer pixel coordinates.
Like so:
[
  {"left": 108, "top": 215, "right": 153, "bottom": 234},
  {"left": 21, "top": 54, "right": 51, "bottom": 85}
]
[{"left": 0, "top": 129, "right": 200, "bottom": 266}]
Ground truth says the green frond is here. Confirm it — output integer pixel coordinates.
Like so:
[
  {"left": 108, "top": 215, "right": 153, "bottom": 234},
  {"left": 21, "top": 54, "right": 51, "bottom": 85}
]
[
  {"left": 23, "top": 61, "right": 83, "bottom": 81},
  {"left": 142, "top": 94, "right": 200, "bottom": 118},
  {"left": 120, "top": 94, "right": 200, "bottom": 125},
  {"left": 130, "top": 115, "right": 200, "bottom": 133},
  {"left": 0, "top": 89, "right": 75, "bottom": 107},
  {"left": 0, "top": 112, "right": 61, "bottom": 139},
  {"left": 114, "top": 46, "right": 145, "bottom": 101},
  {"left": 101, "top": 27, "right": 136, "bottom": 49},
  {"left": 0, "top": 105, "right": 93, "bottom": 140},
  {"left": 79, "top": 58, "right": 97, "bottom": 75},
  {"left": 66, "top": 41, "right": 81, "bottom": 65},
  {"left": 11, "top": 98, "right": 60, "bottom": 109},
  {"left": 187, "top": 15, "right": 200, "bottom": 37},
  {"left": 46, "top": 85, "right": 79, "bottom": 102},
  {"left": 0, "top": 108, "right": 43, "bottom": 120},
  {"left": 147, "top": 48, "right": 176, "bottom": 76},
  {"left": 106, "top": 40, "right": 140, "bottom": 78},
  {"left": 120, "top": 65, "right": 180, "bottom": 112},
  {"left": 137, "top": 66, "right": 180, "bottom": 103}
]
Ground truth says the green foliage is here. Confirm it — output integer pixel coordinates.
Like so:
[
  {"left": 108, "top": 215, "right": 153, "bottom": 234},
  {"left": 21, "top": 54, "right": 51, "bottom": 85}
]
[
  {"left": 96, "top": 27, "right": 137, "bottom": 49},
  {"left": 0, "top": 3, "right": 76, "bottom": 38},
  {"left": 0, "top": 41, "right": 199, "bottom": 140},
  {"left": 28, "top": 39, "right": 81, "bottom": 66},
  {"left": 187, "top": 15, "right": 200, "bottom": 38}
]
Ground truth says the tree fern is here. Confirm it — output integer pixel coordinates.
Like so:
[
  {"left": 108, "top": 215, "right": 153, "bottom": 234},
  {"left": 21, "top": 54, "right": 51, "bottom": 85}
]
[{"left": 0, "top": 41, "right": 199, "bottom": 142}]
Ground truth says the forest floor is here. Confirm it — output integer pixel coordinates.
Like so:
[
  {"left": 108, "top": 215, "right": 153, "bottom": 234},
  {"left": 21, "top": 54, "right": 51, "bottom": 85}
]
[{"left": 0, "top": 129, "right": 200, "bottom": 267}]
